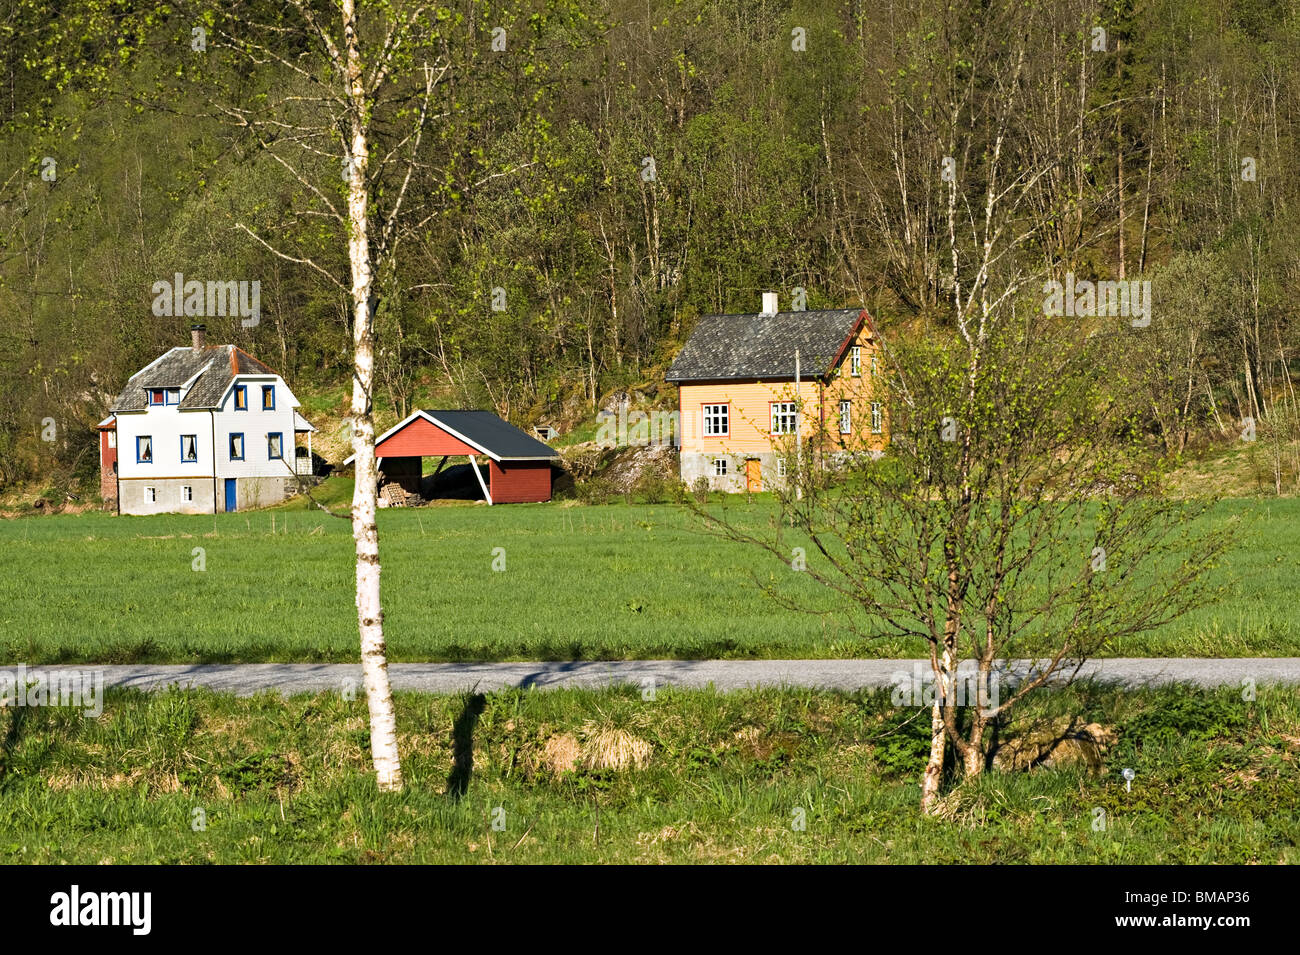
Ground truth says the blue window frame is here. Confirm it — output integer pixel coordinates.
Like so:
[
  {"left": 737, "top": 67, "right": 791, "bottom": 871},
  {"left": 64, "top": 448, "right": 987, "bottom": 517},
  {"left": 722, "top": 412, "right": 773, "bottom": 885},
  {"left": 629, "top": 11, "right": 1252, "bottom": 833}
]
[
  {"left": 267, "top": 432, "right": 283, "bottom": 460},
  {"left": 136, "top": 435, "right": 153, "bottom": 463},
  {"left": 147, "top": 389, "right": 165, "bottom": 406},
  {"left": 166, "top": 388, "right": 180, "bottom": 405},
  {"left": 233, "top": 385, "right": 248, "bottom": 411},
  {"left": 261, "top": 385, "right": 275, "bottom": 410},
  {"left": 229, "top": 432, "right": 245, "bottom": 461},
  {"left": 180, "top": 434, "right": 198, "bottom": 463}
]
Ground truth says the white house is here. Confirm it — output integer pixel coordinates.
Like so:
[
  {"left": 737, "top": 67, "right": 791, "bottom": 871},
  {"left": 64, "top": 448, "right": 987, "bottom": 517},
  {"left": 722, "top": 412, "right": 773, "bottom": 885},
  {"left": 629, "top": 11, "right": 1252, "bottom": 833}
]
[{"left": 102, "top": 325, "right": 316, "bottom": 515}]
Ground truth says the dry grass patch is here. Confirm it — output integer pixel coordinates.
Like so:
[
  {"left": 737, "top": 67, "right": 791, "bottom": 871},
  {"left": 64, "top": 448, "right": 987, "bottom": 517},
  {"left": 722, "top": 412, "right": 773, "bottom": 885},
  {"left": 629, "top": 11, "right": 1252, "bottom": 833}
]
[
  {"left": 579, "top": 722, "right": 652, "bottom": 771},
  {"left": 540, "top": 733, "right": 582, "bottom": 774}
]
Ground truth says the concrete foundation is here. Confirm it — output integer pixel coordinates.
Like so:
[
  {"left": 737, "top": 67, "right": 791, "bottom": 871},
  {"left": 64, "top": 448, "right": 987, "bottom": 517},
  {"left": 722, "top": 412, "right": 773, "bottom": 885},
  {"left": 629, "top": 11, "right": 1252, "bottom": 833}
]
[
  {"left": 679, "top": 451, "right": 788, "bottom": 493},
  {"left": 233, "top": 476, "right": 298, "bottom": 511},
  {"left": 119, "top": 478, "right": 216, "bottom": 515},
  {"left": 119, "top": 476, "right": 297, "bottom": 514}
]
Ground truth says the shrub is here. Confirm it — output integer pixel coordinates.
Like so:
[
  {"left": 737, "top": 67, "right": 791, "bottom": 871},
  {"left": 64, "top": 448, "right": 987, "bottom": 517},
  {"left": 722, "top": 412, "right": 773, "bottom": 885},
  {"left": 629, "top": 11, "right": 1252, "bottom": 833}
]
[
  {"left": 635, "top": 470, "right": 672, "bottom": 504},
  {"left": 1119, "top": 686, "right": 1249, "bottom": 747}
]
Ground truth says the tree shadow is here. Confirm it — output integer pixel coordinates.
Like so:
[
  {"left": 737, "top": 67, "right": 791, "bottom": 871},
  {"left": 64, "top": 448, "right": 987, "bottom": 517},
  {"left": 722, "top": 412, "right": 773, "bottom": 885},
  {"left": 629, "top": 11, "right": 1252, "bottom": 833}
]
[
  {"left": 0, "top": 704, "right": 30, "bottom": 787},
  {"left": 445, "top": 691, "right": 486, "bottom": 800}
]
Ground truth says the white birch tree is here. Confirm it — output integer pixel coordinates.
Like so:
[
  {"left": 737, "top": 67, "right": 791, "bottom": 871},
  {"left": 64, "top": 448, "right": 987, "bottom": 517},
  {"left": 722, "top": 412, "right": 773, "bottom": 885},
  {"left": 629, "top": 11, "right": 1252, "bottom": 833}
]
[{"left": 203, "top": 0, "right": 462, "bottom": 790}]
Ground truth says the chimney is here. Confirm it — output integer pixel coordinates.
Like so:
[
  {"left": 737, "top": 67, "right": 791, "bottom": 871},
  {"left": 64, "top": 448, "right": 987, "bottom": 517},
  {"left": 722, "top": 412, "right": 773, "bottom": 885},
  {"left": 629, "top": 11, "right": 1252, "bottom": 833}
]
[
  {"left": 760, "top": 291, "right": 779, "bottom": 316},
  {"left": 191, "top": 324, "right": 206, "bottom": 349}
]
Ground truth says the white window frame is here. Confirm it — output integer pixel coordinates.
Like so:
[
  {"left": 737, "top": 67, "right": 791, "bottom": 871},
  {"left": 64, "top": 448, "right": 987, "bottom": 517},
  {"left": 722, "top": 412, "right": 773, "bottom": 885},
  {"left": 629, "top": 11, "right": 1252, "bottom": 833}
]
[
  {"left": 182, "top": 485, "right": 193, "bottom": 502},
  {"left": 871, "top": 402, "right": 884, "bottom": 435},
  {"left": 771, "top": 401, "right": 798, "bottom": 435},
  {"left": 776, "top": 458, "right": 787, "bottom": 478},
  {"left": 851, "top": 346, "right": 862, "bottom": 377},
  {"left": 145, "top": 486, "right": 156, "bottom": 503},
  {"left": 107, "top": 432, "right": 116, "bottom": 449},
  {"left": 703, "top": 404, "right": 729, "bottom": 437},
  {"left": 839, "top": 400, "right": 852, "bottom": 434},
  {"left": 870, "top": 354, "right": 879, "bottom": 377},
  {"left": 713, "top": 458, "right": 728, "bottom": 477}
]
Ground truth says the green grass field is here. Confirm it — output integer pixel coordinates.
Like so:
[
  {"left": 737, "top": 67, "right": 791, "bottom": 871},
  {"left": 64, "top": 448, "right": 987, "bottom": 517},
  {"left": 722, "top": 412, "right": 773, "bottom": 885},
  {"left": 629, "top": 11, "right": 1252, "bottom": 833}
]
[
  {"left": 1, "top": 682, "right": 1294, "bottom": 863},
  {"left": 1, "top": 489, "right": 1297, "bottom": 663}
]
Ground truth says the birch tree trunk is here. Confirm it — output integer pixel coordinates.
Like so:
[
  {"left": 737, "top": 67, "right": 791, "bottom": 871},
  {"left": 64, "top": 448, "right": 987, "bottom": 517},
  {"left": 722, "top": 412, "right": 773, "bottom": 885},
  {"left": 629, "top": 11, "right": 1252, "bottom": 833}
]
[
  {"left": 343, "top": 0, "right": 403, "bottom": 792},
  {"left": 921, "top": 696, "right": 945, "bottom": 814}
]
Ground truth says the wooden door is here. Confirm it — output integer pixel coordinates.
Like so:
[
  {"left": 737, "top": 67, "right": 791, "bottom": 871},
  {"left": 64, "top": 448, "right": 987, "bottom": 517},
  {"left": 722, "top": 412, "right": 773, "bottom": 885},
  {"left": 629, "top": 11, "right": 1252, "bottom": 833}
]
[{"left": 745, "top": 458, "right": 762, "bottom": 493}]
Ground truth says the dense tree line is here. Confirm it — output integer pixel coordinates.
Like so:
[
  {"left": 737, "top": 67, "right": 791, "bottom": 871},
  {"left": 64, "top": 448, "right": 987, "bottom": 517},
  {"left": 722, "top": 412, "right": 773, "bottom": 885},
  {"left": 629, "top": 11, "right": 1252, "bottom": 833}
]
[{"left": 2, "top": 0, "right": 1299, "bottom": 492}]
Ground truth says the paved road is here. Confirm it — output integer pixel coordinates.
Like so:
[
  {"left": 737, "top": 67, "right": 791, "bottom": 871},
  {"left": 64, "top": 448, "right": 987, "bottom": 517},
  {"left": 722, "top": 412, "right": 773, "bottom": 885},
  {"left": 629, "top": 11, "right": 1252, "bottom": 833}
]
[{"left": 7, "top": 659, "right": 1299, "bottom": 696}]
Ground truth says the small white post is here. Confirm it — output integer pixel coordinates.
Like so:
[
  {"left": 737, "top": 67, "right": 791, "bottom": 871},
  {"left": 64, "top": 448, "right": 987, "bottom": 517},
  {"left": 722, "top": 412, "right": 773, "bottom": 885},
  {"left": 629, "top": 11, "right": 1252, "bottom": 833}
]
[{"left": 468, "top": 455, "right": 493, "bottom": 505}]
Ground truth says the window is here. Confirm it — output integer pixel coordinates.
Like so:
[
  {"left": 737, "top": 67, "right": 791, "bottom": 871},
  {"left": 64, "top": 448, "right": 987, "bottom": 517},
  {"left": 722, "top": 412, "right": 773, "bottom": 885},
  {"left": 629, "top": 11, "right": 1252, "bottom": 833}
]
[
  {"left": 234, "top": 385, "right": 248, "bottom": 411},
  {"left": 166, "top": 388, "right": 180, "bottom": 405},
  {"left": 771, "top": 402, "right": 798, "bottom": 435},
  {"left": 182, "top": 486, "right": 193, "bottom": 502},
  {"left": 871, "top": 402, "right": 884, "bottom": 435},
  {"left": 703, "top": 404, "right": 729, "bottom": 436},
  {"left": 147, "top": 389, "right": 165, "bottom": 406},
  {"left": 851, "top": 346, "right": 862, "bottom": 377},
  {"left": 180, "top": 434, "right": 198, "bottom": 463},
  {"left": 267, "top": 432, "right": 283, "bottom": 459},
  {"left": 870, "top": 354, "right": 879, "bottom": 377},
  {"left": 713, "top": 458, "right": 728, "bottom": 476},
  {"left": 229, "top": 432, "right": 245, "bottom": 461},
  {"left": 776, "top": 458, "right": 787, "bottom": 478},
  {"left": 839, "top": 400, "right": 852, "bottom": 434},
  {"left": 136, "top": 435, "right": 153, "bottom": 463},
  {"left": 145, "top": 487, "right": 156, "bottom": 503},
  {"left": 262, "top": 385, "right": 275, "bottom": 410},
  {"left": 107, "top": 432, "right": 116, "bottom": 449}
]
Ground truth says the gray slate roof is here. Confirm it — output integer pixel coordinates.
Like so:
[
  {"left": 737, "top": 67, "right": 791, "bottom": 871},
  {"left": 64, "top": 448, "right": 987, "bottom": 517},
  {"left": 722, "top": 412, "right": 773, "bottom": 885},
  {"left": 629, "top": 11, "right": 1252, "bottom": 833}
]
[
  {"left": 664, "top": 308, "right": 866, "bottom": 382},
  {"left": 421, "top": 410, "right": 560, "bottom": 461},
  {"left": 110, "top": 346, "right": 278, "bottom": 412}
]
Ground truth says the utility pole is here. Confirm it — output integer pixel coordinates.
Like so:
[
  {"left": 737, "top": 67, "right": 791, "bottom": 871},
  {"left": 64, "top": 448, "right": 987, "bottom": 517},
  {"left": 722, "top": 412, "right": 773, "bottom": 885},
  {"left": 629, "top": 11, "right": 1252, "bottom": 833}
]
[{"left": 795, "top": 348, "right": 802, "bottom": 500}]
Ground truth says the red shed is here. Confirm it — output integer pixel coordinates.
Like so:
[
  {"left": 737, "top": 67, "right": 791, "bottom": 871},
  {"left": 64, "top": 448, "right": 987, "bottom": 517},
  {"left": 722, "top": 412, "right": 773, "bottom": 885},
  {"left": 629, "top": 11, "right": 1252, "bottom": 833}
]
[
  {"left": 346, "top": 410, "right": 559, "bottom": 504},
  {"left": 96, "top": 415, "right": 118, "bottom": 503}
]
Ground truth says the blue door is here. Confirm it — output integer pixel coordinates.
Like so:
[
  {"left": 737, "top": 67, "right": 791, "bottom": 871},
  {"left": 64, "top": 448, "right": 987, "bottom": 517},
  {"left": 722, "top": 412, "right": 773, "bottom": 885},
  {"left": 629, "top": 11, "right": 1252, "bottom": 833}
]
[{"left": 224, "top": 478, "right": 237, "bottom": 512}]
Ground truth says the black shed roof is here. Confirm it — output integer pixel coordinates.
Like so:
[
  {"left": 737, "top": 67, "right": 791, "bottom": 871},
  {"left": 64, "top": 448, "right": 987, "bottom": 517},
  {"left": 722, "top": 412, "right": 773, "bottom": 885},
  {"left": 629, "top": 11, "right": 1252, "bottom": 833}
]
[
  {"left": 421, "top": 410, "right": 560, "bottom": 461},
  {"left": 664, "top": 308, "right": 868, "bottom": 382},
  {"left": 347, "top": 409, "right": 561, "bottom": 465}
]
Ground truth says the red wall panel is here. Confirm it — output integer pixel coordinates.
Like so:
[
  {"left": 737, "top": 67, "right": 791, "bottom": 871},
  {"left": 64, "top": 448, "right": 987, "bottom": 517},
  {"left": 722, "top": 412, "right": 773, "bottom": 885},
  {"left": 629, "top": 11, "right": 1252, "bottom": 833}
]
[
  {"left": 488, "top": 460, "right": 552, "bottom": 503},
  {"left": 376, "top": 415, "right": 478, "bottom": 457},
  {"left": 99, "top": 429, "right": 118, "bottom": 500}
]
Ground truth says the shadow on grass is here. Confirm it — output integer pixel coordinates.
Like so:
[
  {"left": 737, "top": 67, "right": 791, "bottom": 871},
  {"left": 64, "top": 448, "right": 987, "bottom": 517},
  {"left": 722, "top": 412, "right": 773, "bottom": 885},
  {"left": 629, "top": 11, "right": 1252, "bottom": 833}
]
[
  {"left": 445, "top": 691, "right": 487, "bottom": 800},
  {"left": 0, "top": 704, "right": 29, "bottom": 787}
]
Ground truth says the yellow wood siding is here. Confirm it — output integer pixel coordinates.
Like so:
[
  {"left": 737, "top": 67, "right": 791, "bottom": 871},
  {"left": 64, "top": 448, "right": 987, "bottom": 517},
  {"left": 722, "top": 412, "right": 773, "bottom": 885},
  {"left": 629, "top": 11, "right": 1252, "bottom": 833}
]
[{"left": 676, "top": 325, "right": 888, "bottom": 455}]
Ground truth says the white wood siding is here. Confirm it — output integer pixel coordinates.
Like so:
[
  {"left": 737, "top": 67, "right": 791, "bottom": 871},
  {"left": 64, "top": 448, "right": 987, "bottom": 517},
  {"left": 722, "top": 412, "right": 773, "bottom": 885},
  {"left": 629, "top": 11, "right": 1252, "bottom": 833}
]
[{"left": 116, "top": 375, "right": 301, "bottom": 482}]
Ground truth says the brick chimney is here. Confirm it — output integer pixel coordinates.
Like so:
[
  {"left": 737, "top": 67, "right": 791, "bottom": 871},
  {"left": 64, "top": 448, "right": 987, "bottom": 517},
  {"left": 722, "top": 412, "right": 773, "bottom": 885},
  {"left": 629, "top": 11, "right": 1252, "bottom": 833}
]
[
  {"left": 191, "top": 323, "right": 206, "bottom": 349},
  {"left": 760, "top": 292, "right": 778, "bottom": 315}
]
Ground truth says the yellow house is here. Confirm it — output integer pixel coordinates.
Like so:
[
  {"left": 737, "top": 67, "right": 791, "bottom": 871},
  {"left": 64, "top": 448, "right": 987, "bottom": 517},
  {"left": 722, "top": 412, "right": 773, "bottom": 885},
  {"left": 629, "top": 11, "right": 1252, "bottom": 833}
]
[{"left": 665, "top": 294, "right": 887, "bottom": 491}]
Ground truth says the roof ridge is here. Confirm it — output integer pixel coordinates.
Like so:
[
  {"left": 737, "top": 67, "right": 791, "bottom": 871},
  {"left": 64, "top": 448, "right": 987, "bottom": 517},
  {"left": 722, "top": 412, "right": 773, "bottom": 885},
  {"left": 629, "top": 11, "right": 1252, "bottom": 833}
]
[{"left": 231, "top": 344, "right": 281, "bottom": 379}]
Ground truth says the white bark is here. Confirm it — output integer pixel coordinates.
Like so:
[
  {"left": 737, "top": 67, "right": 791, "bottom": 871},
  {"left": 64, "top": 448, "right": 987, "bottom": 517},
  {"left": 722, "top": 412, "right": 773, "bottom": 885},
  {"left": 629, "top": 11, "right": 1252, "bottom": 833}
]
[{"left": 343, "top": 0, "right": 403, "bottom": 792}]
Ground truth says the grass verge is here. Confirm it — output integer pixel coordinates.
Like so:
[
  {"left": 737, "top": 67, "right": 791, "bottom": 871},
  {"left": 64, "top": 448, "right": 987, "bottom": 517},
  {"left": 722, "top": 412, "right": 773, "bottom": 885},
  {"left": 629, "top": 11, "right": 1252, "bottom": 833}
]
[{"left": 0, "top": 683, "right": 1295, "bottom": 863}]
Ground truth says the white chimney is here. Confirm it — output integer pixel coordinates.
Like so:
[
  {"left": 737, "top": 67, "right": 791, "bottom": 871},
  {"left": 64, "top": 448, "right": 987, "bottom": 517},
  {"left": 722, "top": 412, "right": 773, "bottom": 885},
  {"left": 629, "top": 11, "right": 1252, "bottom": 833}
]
[{"left": 760, "top": 291, "right": 779, "bottom": 315}]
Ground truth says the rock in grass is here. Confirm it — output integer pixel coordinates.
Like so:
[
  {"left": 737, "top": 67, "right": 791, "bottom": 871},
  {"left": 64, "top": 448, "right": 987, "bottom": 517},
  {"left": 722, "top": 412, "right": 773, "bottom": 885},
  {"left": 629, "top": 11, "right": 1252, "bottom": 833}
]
[{"left": 992, "top": 720, "right": 1117, "bottom": 773}]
